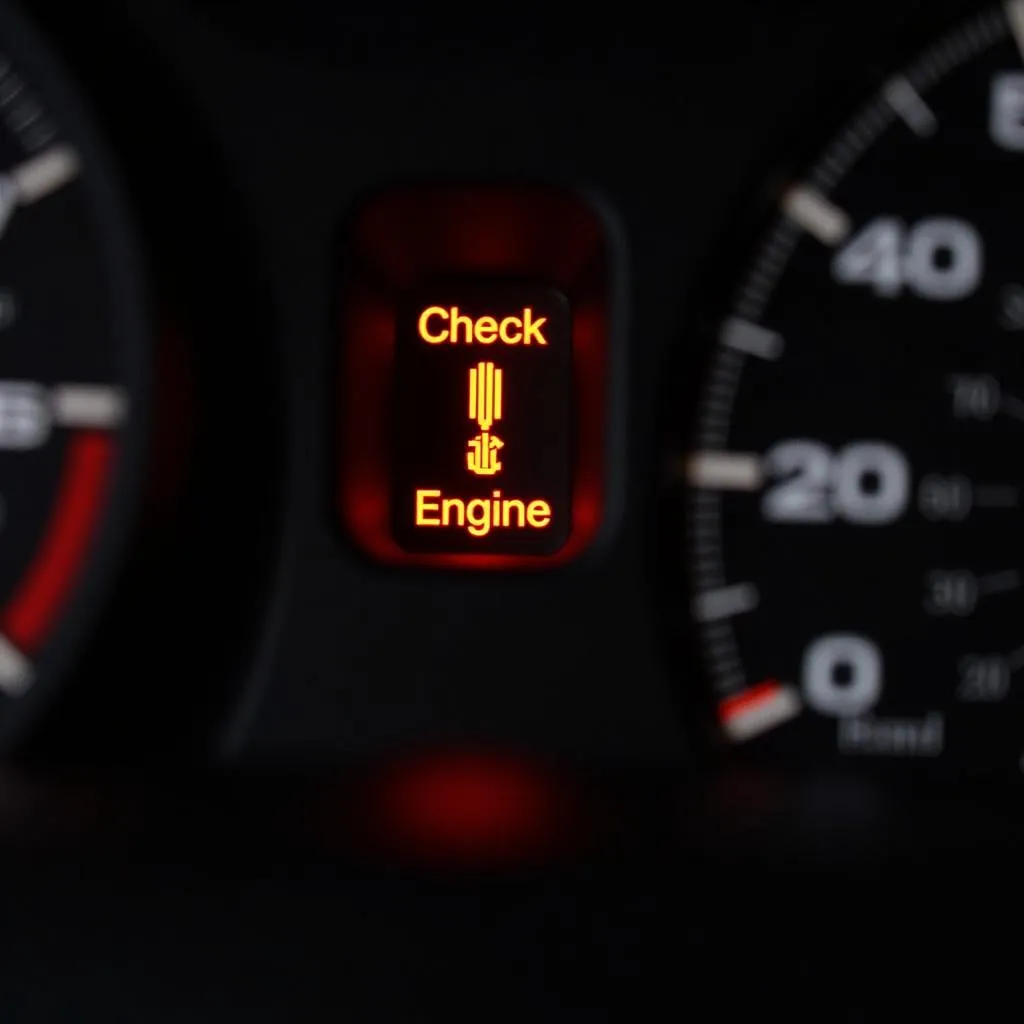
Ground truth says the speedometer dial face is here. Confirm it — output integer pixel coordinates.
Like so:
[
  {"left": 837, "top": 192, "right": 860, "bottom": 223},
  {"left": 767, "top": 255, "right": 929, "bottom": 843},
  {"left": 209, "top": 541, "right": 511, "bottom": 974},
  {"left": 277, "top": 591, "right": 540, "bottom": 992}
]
[
  {"left": 0, "top": 4, "right": 145, "bottom": 745},
  {"left": 682, "top": 2, "right": 1024, "bottom": 777}
]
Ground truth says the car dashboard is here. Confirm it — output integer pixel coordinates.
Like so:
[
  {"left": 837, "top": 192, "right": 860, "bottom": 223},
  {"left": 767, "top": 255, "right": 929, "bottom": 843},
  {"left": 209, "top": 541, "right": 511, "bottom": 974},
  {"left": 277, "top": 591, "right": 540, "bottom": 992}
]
[{"left": 0, "top": 0, "right": 1020, "bottom": 1015}]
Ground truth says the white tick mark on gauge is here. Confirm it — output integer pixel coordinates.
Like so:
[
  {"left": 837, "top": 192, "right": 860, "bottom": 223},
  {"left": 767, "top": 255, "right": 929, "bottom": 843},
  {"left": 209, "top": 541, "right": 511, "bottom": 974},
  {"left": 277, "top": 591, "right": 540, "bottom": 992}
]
[
  {"left": 1007, "top": 0, "right": 1024, "bottom": 61},
  {"left": 781, "top": 186, "right": 851, "bottom": 246},
  {"left": 0, "top": 77, "right": 23, "bottom": 107},
  {"left": 0, "top": 144, "right": 80, "bottom": 238},
  {"left": 719, "top": 684, "right": 803, "bottom": 742},
  {"left": 51, "top": 384, "right": 128, "bottom": 430},
  {"left": 685, "top": 451, "right": 764, "bottom": 490},
  {"left": 693, "top": 583, "right": 760, "bottom": 623},
  {"left": 721, "top": 317, "right": 785, "bottom": 360},
  {"left": 10, "top": 144, "right": 80, "bottom": 204},
  {"left": 979, "top": 570, "right": 1023, "bottom": 596},
  {"left": 883, "top": 76, "right": 938, "bottom": 136},
  {"left": 0, "top": 634, "right": 32, "bottom": 698}
]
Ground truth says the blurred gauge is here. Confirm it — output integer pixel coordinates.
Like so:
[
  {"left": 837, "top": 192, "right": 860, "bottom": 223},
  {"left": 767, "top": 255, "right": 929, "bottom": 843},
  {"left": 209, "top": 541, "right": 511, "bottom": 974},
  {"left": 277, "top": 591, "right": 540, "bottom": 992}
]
[
  {"left": 0, "top": 2, "right": 145, "bottom": 746},
  {"left": 671, "top": 2, "right": 1024, "bottom": 778}
]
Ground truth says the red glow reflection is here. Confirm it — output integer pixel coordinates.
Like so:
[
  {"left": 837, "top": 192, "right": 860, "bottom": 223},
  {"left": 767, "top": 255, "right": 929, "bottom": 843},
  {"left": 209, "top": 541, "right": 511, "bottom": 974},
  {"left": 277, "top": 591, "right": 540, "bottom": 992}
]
[{"left": 363, "top": 751, "right": 574, "bottom": 864}]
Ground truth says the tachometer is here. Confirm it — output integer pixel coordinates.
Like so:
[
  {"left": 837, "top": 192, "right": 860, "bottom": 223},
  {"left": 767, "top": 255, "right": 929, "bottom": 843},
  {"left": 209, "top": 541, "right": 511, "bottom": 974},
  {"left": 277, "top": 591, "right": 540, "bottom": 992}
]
[
  {"left": 674, "top": 2, "right": 1024, "bottom": 777},
  {"left": 0, "top": 3, "right": 145, "bottom": 745}
]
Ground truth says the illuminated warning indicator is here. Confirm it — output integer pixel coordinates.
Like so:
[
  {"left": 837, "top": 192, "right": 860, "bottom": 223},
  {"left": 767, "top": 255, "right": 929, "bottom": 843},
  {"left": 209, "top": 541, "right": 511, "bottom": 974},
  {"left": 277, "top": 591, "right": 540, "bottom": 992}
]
[
  {"left": 469, "top": 362, "right": 503, "bottom": 431},
  {"left": 338, "top": 183, "right": 622, "bottom": 569},
  {"left": 467, "top": 432, "right": 504, "bottom": 476},
  {"left": 467, "top": 362, "right": 504, "bottom": 476},
  {"left": 392, "top": 287, "right": 571, "bottom": 555}
]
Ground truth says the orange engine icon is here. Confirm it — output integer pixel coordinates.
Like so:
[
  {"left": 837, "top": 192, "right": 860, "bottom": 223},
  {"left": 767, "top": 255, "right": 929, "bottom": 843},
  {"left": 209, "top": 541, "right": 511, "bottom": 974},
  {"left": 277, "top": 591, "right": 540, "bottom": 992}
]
[{"left": 467, "top": 362, "right": 504, "bottom": 476}]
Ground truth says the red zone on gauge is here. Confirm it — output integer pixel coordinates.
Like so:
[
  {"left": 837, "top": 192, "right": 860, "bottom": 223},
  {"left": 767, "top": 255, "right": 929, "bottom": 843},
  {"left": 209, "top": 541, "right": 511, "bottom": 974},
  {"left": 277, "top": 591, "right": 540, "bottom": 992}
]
[{"left": 0, "top": 384, "right": 125, "bottom": 697}]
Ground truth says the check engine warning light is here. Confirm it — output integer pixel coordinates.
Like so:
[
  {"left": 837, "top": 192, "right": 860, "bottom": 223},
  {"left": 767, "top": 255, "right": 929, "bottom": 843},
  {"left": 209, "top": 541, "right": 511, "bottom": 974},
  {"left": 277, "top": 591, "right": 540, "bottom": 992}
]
[
  {"left": 394, "top": 290, "right": 571, "bottom": 555},
  {"left": 338, "top": 183, "right": 621, "bottom": 570}
]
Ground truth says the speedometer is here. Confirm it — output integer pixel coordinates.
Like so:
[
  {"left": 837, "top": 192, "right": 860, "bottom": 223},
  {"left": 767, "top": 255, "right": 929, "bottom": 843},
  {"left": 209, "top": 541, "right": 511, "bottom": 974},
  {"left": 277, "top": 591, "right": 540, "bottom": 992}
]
[
  {"left": 0, "top": 3, "right": 145, "bottom": 747},
  {"left": 674, "top": 1, "right": 1024, "bottom": 777}
]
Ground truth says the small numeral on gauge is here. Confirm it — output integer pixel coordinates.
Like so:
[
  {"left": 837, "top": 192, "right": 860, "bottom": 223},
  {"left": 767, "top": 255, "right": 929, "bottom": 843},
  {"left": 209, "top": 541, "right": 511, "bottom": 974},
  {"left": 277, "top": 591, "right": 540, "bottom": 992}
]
[
  {"left": 918, "top": 475, "right": 973, "bottom": 521},
  {"left": 991, "top": 72, "right": 1024, "bottom": 150},
  {"left": 0, "top": 382, "right": 49, "bottom": 450},
  {"left": 957, "top": 656, "right": 1011, "bottom": 702},
  {"left": 924, "top": 570, "right": 978, "bottom": 616},
  {"left": 948, "top": 374, "right": 1001, "bottom": 420}
]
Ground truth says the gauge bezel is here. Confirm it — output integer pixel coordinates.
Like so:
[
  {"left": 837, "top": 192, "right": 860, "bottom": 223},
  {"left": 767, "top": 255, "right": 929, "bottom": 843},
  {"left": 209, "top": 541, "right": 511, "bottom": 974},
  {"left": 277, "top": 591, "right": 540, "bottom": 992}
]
[
  {"left": 0, "top": 0, "right": 149, "bottom": 750},
  {"left": 658, "top": 0, "right": 1008, "bottom": 776}
]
